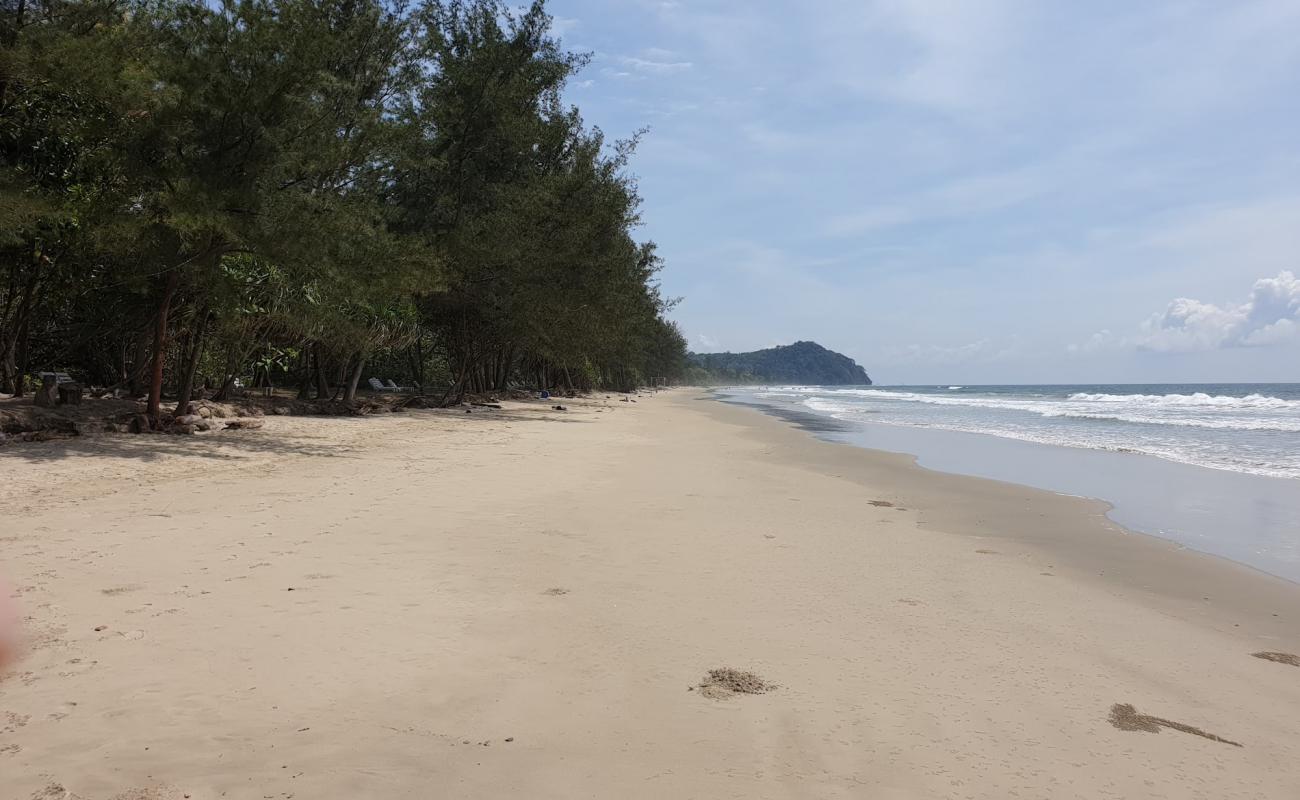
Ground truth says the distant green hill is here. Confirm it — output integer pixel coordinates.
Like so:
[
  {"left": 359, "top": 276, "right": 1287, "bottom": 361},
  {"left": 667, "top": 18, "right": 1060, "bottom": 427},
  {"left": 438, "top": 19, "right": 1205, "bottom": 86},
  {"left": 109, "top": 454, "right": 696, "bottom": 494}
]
[{"left": 686, "top": 341, "right": 871, "bottom": 385}]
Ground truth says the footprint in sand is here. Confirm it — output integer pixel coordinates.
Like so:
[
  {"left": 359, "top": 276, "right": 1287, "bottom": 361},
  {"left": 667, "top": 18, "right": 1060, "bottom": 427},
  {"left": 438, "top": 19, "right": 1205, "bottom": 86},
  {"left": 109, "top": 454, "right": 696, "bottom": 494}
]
[
  {"left": 1108, "top": 703, "right": 1242, "bottom": 747},
  {"left": 100, "top": 585, "right": 142, "bottom": 596},
  {"left": 542, "top": 587, "right": 569, "bottom": 596},
  {"left": 120, "top": 788, "right": 184, "bottom": 800},
  {"left": 975, "top": 549, "right": 1000, "bottom": 555},
  {"left": 867, "top": 500, "right": 894, "bottom": 508},
  {"left": 3, "top": 711, "right": 30, "bottom": 733}
]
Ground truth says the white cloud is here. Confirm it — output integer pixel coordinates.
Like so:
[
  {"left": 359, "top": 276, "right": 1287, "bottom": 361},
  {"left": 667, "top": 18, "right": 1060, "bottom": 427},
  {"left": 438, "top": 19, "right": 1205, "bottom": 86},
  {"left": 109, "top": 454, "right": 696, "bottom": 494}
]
[
  {"left": 1067, "top": 330, "right": 1115, "bottom": 356},
  {"left": 562, "top": 1, "right": 1300, "bottom": 382},
  {"left": 549, "top": 15, "right": 580, "bottom": 38},
  {"left": 618, "top": 54, "right": 692, "bottom": 74},
  {"left": 1136, "top": 271, "right": 1300, "bottom": 352},
  {"left": 695, "top": 333, "right": 721, "bottom": 351}
]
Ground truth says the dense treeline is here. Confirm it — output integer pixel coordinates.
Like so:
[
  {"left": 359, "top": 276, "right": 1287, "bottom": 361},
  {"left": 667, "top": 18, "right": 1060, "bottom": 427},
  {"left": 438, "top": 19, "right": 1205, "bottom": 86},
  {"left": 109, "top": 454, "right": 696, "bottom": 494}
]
[{"left": 1, "top": 0, "right": 688, "bottom": 423}]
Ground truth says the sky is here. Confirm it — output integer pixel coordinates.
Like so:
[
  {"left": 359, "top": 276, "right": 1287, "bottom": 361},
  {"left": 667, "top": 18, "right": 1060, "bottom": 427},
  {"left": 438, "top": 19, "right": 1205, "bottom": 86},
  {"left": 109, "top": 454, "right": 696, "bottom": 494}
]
[{"left": 546, "top": 0, "right": 1300, "bottom": 384}]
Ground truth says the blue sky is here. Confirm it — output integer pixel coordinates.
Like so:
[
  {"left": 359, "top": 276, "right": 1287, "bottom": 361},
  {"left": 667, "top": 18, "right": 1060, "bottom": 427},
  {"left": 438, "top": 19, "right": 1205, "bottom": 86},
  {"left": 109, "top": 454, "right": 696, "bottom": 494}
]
[{"left": 548, "top": 0, "right": 1300, "bottom": 384}]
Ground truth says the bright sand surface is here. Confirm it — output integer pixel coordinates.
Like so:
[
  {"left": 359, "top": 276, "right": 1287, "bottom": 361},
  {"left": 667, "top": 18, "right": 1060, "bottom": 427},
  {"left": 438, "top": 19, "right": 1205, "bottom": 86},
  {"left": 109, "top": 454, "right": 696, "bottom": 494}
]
[{"left": 2, "top": 389, "right": 1299, "bottom": 799}]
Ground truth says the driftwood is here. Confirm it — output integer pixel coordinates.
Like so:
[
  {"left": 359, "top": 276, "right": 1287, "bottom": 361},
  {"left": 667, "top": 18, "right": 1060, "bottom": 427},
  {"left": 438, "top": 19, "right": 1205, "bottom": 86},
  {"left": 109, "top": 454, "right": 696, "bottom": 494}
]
[{"left": 224, "top": 419, "right": 264, "bottom": 430}]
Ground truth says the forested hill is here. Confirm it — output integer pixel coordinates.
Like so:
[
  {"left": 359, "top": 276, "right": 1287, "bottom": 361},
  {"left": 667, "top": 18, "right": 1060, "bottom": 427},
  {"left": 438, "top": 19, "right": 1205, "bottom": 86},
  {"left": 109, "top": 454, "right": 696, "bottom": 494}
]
[{"left": 687, "top": 342, "right": 871, "bottom": 385}]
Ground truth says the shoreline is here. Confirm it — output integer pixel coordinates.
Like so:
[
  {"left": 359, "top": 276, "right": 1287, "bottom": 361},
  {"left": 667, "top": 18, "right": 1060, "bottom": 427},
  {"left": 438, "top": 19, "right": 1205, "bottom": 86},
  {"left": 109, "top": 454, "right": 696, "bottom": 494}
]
[
  {"left": 703, "top": 392, "right": 1300, "bottom": 639},
  {"left": 3, "top": 388, "right": 1298, "bottom": 798},
  {"left": 719, "top": 388, "right": 1300, "bottom": 585}
]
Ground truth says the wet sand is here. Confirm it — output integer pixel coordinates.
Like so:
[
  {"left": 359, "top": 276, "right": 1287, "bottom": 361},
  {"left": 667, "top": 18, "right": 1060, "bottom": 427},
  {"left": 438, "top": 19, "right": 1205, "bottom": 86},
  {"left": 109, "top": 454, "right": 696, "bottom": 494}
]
[
  {"left": 722, "top": 390, "right": 1300, "bottom": 582},
  {"left": 2, "top": 389, "right": 1298, "bottom": 798}
]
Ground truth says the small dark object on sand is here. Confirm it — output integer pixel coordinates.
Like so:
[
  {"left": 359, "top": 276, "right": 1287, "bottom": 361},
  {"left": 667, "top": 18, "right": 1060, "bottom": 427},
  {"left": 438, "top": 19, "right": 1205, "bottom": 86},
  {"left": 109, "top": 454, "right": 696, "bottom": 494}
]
[
  {"left": 1108, "top": 703, "right": 1242, "bottom": 747},
  {"left": 552, "top": 404, "right": 567, "bottom": 411},
  {"left": 697, "top": 668, "right": 775, "bottom": 699},
  {"left": 1252, "top": 651, "right": 1300, "bottom": 667}
]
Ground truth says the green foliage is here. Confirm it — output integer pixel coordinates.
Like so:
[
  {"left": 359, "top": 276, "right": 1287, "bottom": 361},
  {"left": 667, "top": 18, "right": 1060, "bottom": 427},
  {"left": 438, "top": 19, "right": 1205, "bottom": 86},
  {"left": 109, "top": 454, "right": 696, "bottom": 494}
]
[
  {"left": 0, "top": 0, "right": 687, "bottom": 404},
  {"left": 689, "top": 342, "right": 872, "bottom": 386}
]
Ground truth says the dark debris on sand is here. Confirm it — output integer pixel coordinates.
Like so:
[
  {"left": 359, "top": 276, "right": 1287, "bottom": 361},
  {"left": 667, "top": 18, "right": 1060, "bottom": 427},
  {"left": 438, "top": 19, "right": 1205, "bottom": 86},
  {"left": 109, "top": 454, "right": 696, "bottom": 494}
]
[
  {"left": 1251, "top": 651, "right": 1299, "bottom": 667},
  {"left": 1108, "top": 703, "right": 1242, "bottom": 747},
  {"left": 696, "top": 668, "right": 776, "bottom": 700}
]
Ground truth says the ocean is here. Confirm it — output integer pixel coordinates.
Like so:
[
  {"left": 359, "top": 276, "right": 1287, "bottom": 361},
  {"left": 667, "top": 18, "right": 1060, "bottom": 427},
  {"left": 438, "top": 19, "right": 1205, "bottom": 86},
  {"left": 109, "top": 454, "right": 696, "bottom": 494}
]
[
  {"left": 749, "top": 383, "right": 1300, "bottom": 480},
  {"left": 721, "top": 383, "right": 1300, "bottom": 581}
]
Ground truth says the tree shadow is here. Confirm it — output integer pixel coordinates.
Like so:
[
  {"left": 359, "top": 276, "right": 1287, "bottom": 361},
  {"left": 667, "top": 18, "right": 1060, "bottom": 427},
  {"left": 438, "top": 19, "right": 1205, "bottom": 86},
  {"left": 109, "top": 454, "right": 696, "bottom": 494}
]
[
  {"left": 0, "top": 405, "right": 597, "bottom": 466},
  {"left": 409, "top": 406, "right": 597, "bottom": 426},
  {"left": 0, "top": 425, "right": 360, "bottom": 465}
]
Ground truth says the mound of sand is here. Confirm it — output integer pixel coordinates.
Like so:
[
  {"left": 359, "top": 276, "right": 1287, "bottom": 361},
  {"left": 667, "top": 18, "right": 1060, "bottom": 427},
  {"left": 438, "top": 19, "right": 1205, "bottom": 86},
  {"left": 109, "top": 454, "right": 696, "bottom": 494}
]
[{"left": 697, "top": 668, "right": 775, "bottom": 700}]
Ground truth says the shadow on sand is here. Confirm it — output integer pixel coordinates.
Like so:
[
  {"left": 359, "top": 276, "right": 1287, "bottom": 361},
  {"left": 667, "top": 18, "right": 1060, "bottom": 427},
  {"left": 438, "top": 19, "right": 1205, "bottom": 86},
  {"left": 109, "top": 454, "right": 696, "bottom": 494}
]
[{"left": 0, "top": 404, "right": 594, "bottom": 466}]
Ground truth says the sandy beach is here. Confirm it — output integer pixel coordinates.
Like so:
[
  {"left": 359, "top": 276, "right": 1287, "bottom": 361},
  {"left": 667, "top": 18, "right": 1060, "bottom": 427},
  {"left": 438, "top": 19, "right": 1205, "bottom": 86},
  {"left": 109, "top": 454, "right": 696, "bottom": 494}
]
[{"left": 2, "top": 389, "right": 1299, "bottom": 799}]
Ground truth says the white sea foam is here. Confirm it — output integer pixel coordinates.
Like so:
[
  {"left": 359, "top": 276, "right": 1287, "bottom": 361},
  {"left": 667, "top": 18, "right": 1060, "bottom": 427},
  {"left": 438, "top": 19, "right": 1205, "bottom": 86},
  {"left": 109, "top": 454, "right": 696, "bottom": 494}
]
[
  {"left": 1065, "top": 392, "right": 1298, "bottom": 409},
  {"left": 794, "top": 389, "right": 1300, "bottom": 431},
  {"left": 773, "top": 386, "right": 1300, "bottom": 480},
  {"left": 1041, "top": 410, "right": 1300, "bottom": 432}
]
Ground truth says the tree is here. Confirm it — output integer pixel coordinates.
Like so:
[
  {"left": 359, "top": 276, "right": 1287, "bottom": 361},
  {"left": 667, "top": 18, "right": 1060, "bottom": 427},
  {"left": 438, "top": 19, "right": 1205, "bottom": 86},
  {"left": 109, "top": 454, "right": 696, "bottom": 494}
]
[{"left": 1, "top": 0, "right": 689, "bottom": 418}]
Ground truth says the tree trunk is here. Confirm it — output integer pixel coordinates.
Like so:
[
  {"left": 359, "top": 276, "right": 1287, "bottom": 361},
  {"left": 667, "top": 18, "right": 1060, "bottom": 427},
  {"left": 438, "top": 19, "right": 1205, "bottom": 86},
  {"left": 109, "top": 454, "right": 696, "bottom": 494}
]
[
  {"left": 146, "top": 271, "right": 181, "bottom": 425},
  {"left": 331, "top": 358, "right": 347, "bottom": 400},
  {"left": 173, "top": 307, "right": 209, "bottom": 416},
  {"left": 211, "top": 342, "right": 242, "bottom": 402},
  {"left": 313, "top": 343, "right": 330, "bottom": 398},
  {"left": 410, "top": 337, "right": 425, "bottom": 393},
  {"left": 11, "top": 314, "right": 30, "bottom": 397},
  {"left": 4, "top": 255, "right": 41, "bottom": 397},
  {"left": 439, "top": 353, "right": 470, "bottom": 407},
  {"left": 212, "top": 374, "right": 236, "bottom": 402},
  {"left": 343, "top": 354, "right": 366, "bottom": 404},
  {"left": 295, "top": 345, "right": 311, "bottom": 400},
  {"left": 127, "top": 326, "right": 150, "bottom": 396}
]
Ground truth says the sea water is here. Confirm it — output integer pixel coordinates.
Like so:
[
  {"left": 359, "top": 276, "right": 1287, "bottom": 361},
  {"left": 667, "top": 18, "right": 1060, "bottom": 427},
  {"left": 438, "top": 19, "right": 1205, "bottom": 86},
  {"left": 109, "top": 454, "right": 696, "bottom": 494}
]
[
  {"left": 752, "top": 384, "right": 1300, "bottom": 480},
  {"left": 722, "top": 384, "right": 1300, "bottom": 581}
]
